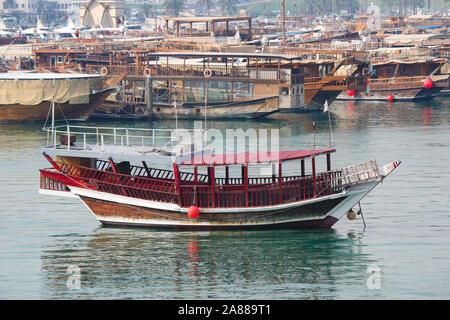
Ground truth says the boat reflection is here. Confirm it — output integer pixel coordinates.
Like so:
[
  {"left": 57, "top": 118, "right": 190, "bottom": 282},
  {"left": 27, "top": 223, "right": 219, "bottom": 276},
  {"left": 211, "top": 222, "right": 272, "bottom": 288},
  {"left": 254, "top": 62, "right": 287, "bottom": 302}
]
[
  {"left": 330, "top": 99, "right": 448, "bottom": 128},
  {"left": 40, "top": 227, "right": 374, "bottom": 299}
]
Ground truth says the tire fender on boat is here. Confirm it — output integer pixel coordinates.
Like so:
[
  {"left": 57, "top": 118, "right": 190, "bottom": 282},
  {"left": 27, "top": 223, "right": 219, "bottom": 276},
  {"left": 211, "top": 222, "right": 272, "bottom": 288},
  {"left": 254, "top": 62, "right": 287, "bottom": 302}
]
[{"left": 100, "top": 67, "right": 108, "bottom": 76}]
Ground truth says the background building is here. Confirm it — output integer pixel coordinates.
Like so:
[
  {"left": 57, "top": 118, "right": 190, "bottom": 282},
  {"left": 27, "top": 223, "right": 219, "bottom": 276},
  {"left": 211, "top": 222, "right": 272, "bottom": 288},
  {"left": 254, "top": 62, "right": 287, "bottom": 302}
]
[
  {"left": 78, "top": 0, "right": 125, "bottom": 28},
  {"left": 0, "top": 0, "right": 38, "bottom": 14}
]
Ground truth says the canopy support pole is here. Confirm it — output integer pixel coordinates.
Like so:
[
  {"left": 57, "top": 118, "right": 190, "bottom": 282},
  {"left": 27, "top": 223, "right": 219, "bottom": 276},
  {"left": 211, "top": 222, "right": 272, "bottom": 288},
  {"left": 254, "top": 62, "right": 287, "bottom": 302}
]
[
  {"left": 312, "top": 155, "right": 316, "bottom": 197},
  {"left": 278, "top": 162, "right": 283, "bottom": 204},
  {"left": 243, "top": 165, "right": 249, "bottom": 207}
]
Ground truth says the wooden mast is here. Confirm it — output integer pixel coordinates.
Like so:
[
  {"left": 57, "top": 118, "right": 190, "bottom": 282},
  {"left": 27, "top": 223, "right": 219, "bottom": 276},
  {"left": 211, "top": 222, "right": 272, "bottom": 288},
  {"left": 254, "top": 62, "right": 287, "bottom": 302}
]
[{"left": 281, "top": 0, "right": 286, "bottom": 46}]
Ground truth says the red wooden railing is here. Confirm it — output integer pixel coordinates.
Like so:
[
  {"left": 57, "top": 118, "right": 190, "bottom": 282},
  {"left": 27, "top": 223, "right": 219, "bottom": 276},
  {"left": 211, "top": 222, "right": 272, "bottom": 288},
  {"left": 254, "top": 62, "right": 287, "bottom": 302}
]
[
  {"left": 179, "top": 170, "right": 342, "bottom": 208},
  {"left": 40, "top": 172, "right": 69, "bottom": 192},
  {"left": 40, "top": 160, "right": 344, "bottom": 208}
]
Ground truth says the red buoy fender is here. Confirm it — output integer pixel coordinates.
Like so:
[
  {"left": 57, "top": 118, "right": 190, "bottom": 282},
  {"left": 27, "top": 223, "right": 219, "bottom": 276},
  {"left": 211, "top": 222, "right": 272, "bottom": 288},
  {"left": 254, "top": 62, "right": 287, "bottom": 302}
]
[
  {"left": 387, "top": 95, "right": 394, "bottom": 102},
  {"left": 188, "top": 206, "right": 200, "bottom": 219},
  {"left": 346, "top": 90, "right": 356, "bottom": 96},
  {"left": 424, "top": 78, "right": 433, "bottom": 89}
]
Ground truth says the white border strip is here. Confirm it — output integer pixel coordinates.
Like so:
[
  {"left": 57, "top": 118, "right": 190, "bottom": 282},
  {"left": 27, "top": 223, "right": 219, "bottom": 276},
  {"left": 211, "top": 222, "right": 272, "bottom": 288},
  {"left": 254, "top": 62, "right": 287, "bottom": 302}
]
[
  {"left": 69, "top": 186, "right": 348, "bottom": 214},
  {"left": 39, "top": 188, "right": 78, "bottom": 198}
]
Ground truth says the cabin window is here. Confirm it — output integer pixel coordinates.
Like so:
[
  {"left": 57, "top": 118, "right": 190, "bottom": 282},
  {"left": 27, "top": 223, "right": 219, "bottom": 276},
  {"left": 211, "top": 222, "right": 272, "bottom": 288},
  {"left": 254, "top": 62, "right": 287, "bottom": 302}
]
[
  {"left": 378, "top": 65, "right": 396, "bottom": 78},
  {"left": 232, "top": 82, "right": 253, "bottom": 99},
  {"left": 50, "top": 56, "right": 56, "bottom": 67},
  {"left": 410, "top": 64, "right": 421, "bottom": 77},
  {"left": 399, "top": 65, "right": 409, "bottom": 76},
  {"left": 57, "top": 56, "right": 63, "bottom": 64},
  {"left": 304, "top": 68, "right": 311, "bottom": 77}
]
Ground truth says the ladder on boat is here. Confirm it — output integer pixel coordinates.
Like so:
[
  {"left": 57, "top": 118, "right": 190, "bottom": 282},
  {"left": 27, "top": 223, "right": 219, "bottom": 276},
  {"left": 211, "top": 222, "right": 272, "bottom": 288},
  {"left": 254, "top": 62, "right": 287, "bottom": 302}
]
[{"left": 340, "top": 160, "right": 380, "bottom": 186}]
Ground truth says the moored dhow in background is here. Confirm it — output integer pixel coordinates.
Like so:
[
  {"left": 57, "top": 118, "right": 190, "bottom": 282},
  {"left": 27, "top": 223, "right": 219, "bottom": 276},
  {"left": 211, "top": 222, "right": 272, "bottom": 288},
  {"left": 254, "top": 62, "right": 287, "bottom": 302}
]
[
  {"left": 0, "top": 72, "right": 125, "bottom": 122},
  {"left": 39, "top": 124, "right": 401, "bottom": 229},
  {"left": 336, "top": 58, "right": 449, "bottom": 101},
  {"left": 89, "top": 51, "right": 308, "bottom": 119}
]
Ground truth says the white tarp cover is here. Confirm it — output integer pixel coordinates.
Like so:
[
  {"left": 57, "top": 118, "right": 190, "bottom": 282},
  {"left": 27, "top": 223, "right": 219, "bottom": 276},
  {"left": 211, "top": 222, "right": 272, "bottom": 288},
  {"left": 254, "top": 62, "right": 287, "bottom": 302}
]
[{"left": 0, "top": 73, "right": 102, "bottom": 105}]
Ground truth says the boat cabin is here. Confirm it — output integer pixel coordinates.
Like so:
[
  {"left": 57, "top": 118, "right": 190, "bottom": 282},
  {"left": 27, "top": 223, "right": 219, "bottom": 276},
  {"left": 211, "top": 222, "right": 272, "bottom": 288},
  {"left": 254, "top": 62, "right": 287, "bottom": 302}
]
[{"left": 174, "top": 149, "right": 339, "bottom": 208}]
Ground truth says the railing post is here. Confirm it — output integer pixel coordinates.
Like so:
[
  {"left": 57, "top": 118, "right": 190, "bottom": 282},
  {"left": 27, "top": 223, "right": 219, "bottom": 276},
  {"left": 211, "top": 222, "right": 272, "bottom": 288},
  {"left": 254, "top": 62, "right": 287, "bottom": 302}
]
[
  {"left": 327, "top": 153, "right": 331, "bottom": 172},
  {"left": 243, "top": 165, "right": 248, "bottom": 207},
  {"left": 312, "top": 154, "right": 317, "bottom": 197},
  {"left": 278, "top": 162, "right": 282, "bottom": 204},
  {"left": 210, "top": 166, "right": 215, "bottom": 208},
  {"left": 173, "top": 163, "right": 182, "bottom": 206},
  {"left": 194, "top": 166, "right": 198, "bottom": 206}
]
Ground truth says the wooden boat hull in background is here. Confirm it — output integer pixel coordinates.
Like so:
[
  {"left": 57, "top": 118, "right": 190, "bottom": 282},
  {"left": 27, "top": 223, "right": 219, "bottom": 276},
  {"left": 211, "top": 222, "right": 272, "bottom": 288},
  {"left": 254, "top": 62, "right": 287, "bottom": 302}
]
[
  {"left": 336, "top": 76, "right": 449, "bottom": 101},
  {"left": 152, "top": 96, "right": 280, "bottom": 120},
  {"left": 336, "top": 86, "right": 444, "bottom": 101},
  {"left": 0, "top": 89, "right": 114, "bottom": 122}
]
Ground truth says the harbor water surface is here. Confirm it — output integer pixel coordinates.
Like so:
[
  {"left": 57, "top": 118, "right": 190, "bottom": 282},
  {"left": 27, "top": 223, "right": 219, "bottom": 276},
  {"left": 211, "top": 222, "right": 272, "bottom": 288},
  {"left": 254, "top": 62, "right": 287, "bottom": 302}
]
[{"left": 1, "top": 99, "right": 449, "bottom": 299}]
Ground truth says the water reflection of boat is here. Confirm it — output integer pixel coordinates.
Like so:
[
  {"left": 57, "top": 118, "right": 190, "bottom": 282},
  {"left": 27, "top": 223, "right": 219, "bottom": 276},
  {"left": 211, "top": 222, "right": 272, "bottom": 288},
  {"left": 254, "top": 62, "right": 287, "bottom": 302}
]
[{"left": 39, "top": 228, "right": 371, "bottom": 299}]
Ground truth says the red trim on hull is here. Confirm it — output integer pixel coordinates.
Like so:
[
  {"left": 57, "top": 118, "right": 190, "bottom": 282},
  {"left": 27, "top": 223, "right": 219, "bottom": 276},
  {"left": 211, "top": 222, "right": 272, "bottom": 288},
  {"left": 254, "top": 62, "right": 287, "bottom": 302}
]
[{"left": 98, "top": 216, "right": 340, "bottom": 230}]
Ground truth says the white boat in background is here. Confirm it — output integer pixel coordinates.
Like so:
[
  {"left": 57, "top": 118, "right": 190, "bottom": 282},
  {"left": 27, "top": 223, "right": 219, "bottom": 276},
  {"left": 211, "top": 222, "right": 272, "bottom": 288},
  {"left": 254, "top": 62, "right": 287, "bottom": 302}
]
[
  {"left": 0, "top": 18, "right": 15, "bottom": 37},
  {"left": 54, "top": 16, "right": 80, "bottom": 40},
  {"left": 23, "top": 16, "right": 52, "bottom": 39}
]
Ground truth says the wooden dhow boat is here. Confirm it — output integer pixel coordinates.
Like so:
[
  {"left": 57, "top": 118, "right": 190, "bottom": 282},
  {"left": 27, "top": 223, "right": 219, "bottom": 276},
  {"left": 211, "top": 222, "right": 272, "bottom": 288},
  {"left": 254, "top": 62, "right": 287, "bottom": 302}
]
[
  {"left": 39, "top": 124, "right": 401, "bottom": 229},
  {"left": 336, "top": 58, "right": 449, "bottom": 101},
  {"left": 0, "top": 72, "right": 125, "bottom": 122}
]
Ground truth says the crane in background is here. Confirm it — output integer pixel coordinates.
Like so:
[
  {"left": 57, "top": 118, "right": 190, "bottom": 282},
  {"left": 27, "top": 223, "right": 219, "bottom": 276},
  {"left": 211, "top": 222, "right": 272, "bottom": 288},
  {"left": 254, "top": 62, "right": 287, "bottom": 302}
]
[
  {"left": 239, "top": 0, "right": 273, "bottom": 16},
  {"left": 304, "top": 0, "right": 325, "bottom": 16}
]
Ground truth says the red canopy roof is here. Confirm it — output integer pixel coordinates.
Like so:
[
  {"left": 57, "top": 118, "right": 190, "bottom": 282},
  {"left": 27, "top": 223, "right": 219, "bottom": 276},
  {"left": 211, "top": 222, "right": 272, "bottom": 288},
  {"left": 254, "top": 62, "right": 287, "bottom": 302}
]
[{"left": 179, "top": 149, "right": 335, "bottom": 166}]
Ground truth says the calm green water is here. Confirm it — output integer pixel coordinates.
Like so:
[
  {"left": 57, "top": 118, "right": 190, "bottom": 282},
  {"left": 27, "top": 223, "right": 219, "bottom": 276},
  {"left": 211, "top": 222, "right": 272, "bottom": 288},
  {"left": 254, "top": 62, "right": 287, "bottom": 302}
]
[{"left": 0, "top": 99, "right": 449, "bottom": 299}]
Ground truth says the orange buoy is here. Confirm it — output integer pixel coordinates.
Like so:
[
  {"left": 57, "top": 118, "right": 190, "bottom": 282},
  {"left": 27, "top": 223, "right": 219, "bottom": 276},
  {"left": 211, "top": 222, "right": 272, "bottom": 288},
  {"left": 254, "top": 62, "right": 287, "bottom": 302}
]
[
  {"left": 347, "top": 209, "right": 356, "bottom": 220},
  {"left": 188, "top": 206, "right": 200, "bottom": 219},
  {"left": 424, "top": 78, "right": 433, "bottom": 89},
  {"left": 346, "top": 90, "right": 356, "bottom": 96},
  {"left": 387, "top": 95, "right": 394, "bottom": 102}
]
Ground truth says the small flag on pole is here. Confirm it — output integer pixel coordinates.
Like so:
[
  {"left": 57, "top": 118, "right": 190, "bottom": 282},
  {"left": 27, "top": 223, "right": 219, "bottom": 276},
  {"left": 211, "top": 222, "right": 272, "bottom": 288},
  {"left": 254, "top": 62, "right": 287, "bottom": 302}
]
[
  {"left": 323, "top": 100, "right": 328, "bottom": 113},
  {"left": 312, "top": 121, "right": 315, "bottom": 131}
]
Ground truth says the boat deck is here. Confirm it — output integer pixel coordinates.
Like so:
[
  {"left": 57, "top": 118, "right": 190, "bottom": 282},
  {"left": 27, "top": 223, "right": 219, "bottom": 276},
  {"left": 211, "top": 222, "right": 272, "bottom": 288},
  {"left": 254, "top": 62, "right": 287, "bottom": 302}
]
[{"left": 42, "top": 124, "right": 206, "bottom": 164}]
